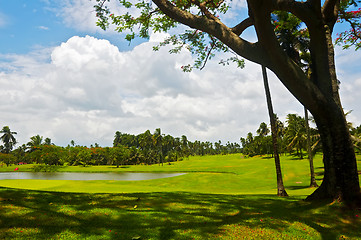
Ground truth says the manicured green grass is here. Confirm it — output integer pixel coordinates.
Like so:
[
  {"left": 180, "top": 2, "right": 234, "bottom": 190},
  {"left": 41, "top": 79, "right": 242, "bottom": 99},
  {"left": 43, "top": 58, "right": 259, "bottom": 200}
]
[
  {"left": 0, "top": 154, "right": 327, "bottom": 195},
  {"left": 0, "top": 154, "right": 360, "bottom": 239}
]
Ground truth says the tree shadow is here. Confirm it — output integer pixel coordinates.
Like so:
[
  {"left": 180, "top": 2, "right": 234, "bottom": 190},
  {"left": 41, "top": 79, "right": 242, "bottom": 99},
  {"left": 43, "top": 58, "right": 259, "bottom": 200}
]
[
  {"left": 289, "top": 156, "right": 306, "bottom": 160},
  {"left": 286, "top": 185, "right": 311, "bottom": 190},
  {"left": 0, "top": 187, "right": 360, "bottom": 240},
  {"left": 108, "top": 166, "right": 130, "bottom": 169}
]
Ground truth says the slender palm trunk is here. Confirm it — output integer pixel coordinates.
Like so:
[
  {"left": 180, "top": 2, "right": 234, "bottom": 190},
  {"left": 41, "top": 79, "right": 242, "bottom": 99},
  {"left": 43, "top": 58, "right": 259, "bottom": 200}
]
[
  {"left": 262, "top": 65, "right": 288, "bottom": 197},
  {"left": 304, "top": 107, "right": 318, "bottom": 187}
]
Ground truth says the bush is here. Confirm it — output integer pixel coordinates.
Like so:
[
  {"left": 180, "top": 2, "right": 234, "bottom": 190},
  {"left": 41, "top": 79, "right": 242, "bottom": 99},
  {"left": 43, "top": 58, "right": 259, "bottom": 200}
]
[
  {"left": 0, "top": 153, "right": 16, "bottom": 166},
  {"left": 31, "top": 164, "right": 62, "bottom": 172}
]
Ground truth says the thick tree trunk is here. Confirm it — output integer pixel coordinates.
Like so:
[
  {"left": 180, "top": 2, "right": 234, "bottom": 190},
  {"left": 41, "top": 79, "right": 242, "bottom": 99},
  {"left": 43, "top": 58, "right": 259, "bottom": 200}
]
[
  {"left": 305, "top": 23, "right": 361, "bottom": 206},
  {"left": 305, "top": 107, "right": 318, "bottom": 188},
  {"left": 306, "top": 104, "right": 361, "bottom": 206},
  {"left": 262, "top": 65, "right": 288, "bottom": 197}
]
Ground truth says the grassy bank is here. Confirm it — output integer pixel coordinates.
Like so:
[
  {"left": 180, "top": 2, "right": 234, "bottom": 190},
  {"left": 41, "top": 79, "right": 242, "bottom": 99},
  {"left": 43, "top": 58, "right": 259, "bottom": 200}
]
[{"left": 0, "top": 154, "right": 360, "bottom": 239}]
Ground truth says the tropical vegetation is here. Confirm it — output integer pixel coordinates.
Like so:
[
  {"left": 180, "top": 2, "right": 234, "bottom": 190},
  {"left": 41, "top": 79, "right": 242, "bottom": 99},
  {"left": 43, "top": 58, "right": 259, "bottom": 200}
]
[
  {"left": 1, "top": 127, "right": 242, "bottom": 167},
  {"left": 2, "top": 115, "right": 361, "bottom": 168}
]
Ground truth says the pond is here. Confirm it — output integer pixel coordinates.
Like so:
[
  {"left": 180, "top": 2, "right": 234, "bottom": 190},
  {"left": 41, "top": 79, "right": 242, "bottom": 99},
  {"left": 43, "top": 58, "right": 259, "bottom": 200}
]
[{"left": 0, "top": 172, "right": 186, "bottom": 181}]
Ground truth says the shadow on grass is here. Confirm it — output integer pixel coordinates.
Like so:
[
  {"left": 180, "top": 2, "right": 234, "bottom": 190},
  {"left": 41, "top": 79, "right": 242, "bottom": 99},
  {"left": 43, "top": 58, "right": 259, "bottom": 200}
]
[
  {"left": 260, "top": 155, "right": 304, "bottom": 160},
  {"left": 108, "top": 166, "right": 130, "bottom": 169},
  {"left": 288, "top": 156, "right": 306, "bottom": 161},
  {"left": 261, "top": 155, "right": 304, "bottom": 160},
  {"left": 286, "top": 185, "right": 312, "bottom": 190},
  {"left": 0, "top": 187, "right": 360, "bottom": 240},
  {"left": 313, "top": 169, "right": 360, "bottom": 182}
]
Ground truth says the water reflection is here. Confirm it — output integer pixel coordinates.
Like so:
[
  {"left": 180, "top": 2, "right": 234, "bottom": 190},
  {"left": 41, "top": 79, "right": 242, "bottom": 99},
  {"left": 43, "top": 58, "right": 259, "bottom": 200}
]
[{"left": 0, "top": 172, "right": 186, "bottom": 181}]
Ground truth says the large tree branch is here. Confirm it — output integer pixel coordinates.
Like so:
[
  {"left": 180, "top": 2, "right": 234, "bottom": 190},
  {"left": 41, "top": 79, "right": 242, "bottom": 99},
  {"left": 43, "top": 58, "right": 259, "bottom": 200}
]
[
  {"left": 247, "top": 0, "right": 331, "bottom": 117},
  {"left": 269, "top": 0, "right": 315, "bottom": 26},
  {"left": 231, "top": 17, "right": 254, "bottom": 36},
  {"left": 191, "top": 0, "right": 218, "bottom": 20},
  {"left": 322, "top": 0, "right": 339, "bottom": 28},
  {"left": 152, "top": 0, "right": 267, "bottom": 65}
]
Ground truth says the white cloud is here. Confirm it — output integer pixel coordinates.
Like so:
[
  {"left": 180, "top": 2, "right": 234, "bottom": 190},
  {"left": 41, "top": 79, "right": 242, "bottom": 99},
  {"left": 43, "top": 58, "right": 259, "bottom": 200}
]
[
  {"left": 0, "top": 12, "right": 7, "bottom": 28},
  {"left": 1, "top": 34, "right": 359, "bottom": 148},
  {"left": 334, "top": 47, "right": 361, "bottom": 125},
  {"left": 37, "top": 26, "right": 49, "bottom": 30},
  {"left": 53, "top": 0, "right": 99, "bottom": 32},
  {"left": 53, "top": 0, "right": 138, "bottom": 33}
]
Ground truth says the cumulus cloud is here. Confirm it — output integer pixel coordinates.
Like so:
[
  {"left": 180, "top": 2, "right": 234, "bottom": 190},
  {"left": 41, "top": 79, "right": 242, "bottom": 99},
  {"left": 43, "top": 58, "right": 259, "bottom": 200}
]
[{"left": 1, "top": 34, "right": 359, "bottom": 147}]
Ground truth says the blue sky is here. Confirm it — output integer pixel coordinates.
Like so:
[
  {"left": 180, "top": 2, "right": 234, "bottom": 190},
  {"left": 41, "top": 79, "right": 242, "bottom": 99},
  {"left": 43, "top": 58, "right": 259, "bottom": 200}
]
[
  {"left": 1, "top": 0, "right": 361, "bottom": 147},
  {"left": 1, "top": 0, "right": 72, "bottom": 53},
  {"left": 0, "top": 0, "right": 142, "bottom": 54}
]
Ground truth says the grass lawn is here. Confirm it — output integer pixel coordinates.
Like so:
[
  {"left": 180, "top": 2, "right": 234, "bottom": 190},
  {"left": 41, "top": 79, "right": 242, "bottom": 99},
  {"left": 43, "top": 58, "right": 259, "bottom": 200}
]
[{"left": 0, "top": 154, "right": 360, "bottom": 239}]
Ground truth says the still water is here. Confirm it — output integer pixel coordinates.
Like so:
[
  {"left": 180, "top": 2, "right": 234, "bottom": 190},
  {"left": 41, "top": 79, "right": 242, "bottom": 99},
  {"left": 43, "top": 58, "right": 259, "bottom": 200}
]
[{"left": 0, "top": 172, "right": 185, "bottom": 181}]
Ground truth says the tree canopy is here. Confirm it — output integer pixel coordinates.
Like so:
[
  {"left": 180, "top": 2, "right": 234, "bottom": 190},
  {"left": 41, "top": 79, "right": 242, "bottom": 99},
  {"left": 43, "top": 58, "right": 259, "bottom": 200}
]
[{"left": 0, "top": 126, "right": 17, "bottom": 154}]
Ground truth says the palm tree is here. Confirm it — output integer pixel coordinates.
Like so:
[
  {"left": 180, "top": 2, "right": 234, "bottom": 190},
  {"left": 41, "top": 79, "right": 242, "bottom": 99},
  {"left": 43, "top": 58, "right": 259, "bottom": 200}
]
[
  {"left": 153, "top": 128, "right": 163, "bottom": 166},
  {"left": 272, "top": 11, "right": 318, "bottom": 187},
  {"left": 305, "top": 108, "right": 318, "bottom": 187},
  {"left": 44, "top": 137, "right": 52, "bottom": 145},
  {"left": 113, "top": 131, "right": 122, "bottom": 147},
  {"left": 261, "top": 66, "right": 288, "bottom": 197},
  {"left": 285, "top": 114, "right": 306, "bottom": 158},
  {"left": 256, "top": 122, "right": 270, "bottom": 137},
  {"left": 257, "top": 11, "right": 309, "bottom": 197},
  {"left": 27, "top": 135, "right": 43, "bottom": 149},
  {"left": 0, "top": 126, "right": 17, "bottom": 153},
  {"left": 181, "top": 135, "right": 190, "bottom": 157}
]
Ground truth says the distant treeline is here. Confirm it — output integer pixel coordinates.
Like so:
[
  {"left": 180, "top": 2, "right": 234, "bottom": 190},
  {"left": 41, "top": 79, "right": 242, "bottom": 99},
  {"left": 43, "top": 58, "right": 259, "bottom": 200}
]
[
  {"left": 0, "top": 128, "right": 241, "bottom": 167},
  {"left": 241, "top": 114, "right": 361, "bottom": 157},
  {"left": 1, "top": 114, "right": 361, "bottom": 166}
]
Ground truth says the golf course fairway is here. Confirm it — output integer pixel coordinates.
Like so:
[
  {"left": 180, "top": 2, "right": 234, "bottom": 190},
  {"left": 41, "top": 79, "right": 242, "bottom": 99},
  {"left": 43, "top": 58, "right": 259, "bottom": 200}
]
[{"left": 0, "top": 154, "right": 360, "bottom": 239}]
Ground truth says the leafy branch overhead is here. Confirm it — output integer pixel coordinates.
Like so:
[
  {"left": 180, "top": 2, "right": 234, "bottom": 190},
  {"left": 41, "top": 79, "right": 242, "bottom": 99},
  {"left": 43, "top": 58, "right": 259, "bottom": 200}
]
[
  {"left": 94, "top": 0, "right": 244, "bottom": 71},
  {"left": 336, "top": 1, "right": 361, "bottom": 49},
  {"left": 95, "top": 0, "right": 360, "bottom": 71}
]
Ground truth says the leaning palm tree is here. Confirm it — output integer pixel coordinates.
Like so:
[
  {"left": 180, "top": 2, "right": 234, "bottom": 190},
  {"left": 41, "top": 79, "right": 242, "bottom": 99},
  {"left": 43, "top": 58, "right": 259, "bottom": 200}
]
[
  {"left": 272, "top": 11, "right": 318, "bottom": 187},
  {"left": 261, "top": 66, "right": 288, "bottom": 197},
  {"left": 259, "top": 11, "right": 311, "bottom": 196},
  {"left": 0, "top": 126, "right": 17, "bottom": 153}
]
